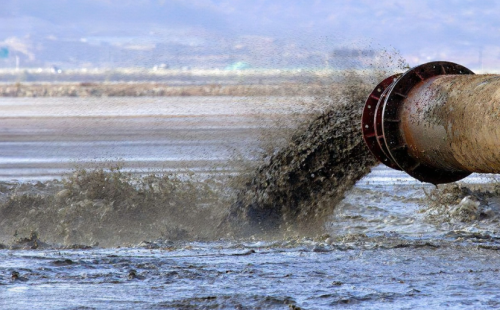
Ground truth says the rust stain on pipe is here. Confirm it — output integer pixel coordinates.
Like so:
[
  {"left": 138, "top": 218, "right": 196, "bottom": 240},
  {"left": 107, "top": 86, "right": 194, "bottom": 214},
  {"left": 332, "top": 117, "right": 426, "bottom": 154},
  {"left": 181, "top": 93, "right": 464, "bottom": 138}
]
[{"left": 362, "top": 61, "right": 500, "bottom": 184}]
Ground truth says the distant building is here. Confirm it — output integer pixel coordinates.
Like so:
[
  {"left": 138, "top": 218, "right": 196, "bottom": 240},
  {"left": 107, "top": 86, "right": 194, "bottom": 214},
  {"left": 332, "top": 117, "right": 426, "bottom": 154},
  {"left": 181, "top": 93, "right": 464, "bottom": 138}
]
[
  {"left": 51, "top": 66, "right": 62, "bottom": 73},
  {"left": 329, "top": 48, "right": 377, "bottom": 69},
  {"left": 152, "top": 63, "right": 169, "bottom": 70},
  {"left": 225, "top": 61, "right": 251, "bottom": 70},
  {"left": 331, "top": 48, "right": 376, "bottom": 58},
  {"left": 0, "top": 47, "right": 8, "bottom": 59}
]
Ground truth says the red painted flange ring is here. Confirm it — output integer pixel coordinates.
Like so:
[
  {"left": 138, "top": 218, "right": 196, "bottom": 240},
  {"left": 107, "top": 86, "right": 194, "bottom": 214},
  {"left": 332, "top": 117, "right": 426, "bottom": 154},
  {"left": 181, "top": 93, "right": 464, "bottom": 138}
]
[{"left": 361, "top": 74, "right": 401, "bottom": 170}]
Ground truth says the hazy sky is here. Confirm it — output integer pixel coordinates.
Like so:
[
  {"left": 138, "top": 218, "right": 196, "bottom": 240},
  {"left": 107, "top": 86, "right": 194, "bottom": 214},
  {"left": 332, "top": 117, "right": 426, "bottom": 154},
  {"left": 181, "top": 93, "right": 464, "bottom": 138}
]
[{"left": 1, "top": 0, "right": 499, "bottom": 70}]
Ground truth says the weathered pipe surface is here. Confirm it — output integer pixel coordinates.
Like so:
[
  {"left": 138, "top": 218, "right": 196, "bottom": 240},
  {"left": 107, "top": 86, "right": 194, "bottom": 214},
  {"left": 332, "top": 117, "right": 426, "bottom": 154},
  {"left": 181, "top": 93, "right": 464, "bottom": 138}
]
[
  {"left": 402, "top": 74, "right": 500, "bottom": 173},
  {"left": 363, "top": 61, "right": 500, "bottom": 184}
]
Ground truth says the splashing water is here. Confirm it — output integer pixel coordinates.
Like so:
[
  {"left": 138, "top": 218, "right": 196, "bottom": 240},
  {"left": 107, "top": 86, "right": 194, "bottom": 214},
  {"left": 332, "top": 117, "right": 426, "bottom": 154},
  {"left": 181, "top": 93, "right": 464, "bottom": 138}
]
[{"left": 219, "top": 74, "right": 377, "bottom": 238}]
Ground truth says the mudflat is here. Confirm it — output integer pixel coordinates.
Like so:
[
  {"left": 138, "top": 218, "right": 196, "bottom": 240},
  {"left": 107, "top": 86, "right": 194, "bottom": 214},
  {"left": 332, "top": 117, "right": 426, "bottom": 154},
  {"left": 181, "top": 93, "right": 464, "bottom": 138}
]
[{"left": 0, "top": 96, "right": 313, "bottom": 180}]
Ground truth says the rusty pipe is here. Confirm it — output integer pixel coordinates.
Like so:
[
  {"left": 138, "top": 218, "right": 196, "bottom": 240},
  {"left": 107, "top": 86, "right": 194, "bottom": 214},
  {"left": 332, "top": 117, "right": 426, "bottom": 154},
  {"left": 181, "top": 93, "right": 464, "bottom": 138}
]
[{"left": 362, "top": 61, "right": 500, "bottom": 184}]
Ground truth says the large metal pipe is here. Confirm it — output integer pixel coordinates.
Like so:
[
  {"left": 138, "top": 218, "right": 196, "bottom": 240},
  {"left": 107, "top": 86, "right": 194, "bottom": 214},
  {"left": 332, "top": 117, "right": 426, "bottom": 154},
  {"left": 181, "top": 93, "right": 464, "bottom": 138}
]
[{"left": 362, "top": 61, "right": 500, "bottom": 184}]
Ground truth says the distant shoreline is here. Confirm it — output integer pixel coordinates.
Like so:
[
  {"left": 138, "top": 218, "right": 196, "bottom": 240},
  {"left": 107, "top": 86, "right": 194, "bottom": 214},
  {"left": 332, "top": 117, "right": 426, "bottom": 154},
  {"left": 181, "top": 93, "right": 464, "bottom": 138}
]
[{"left": 0, "top": 82, "right": 332, "bottom": 97}]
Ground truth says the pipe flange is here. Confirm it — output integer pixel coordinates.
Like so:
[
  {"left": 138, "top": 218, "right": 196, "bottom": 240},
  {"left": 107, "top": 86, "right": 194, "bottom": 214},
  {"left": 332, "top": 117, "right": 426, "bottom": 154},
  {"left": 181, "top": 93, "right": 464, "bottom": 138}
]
[
  {"left": 361, "top": 74, "right": 401, "bottom": 170},
  {"left": 382, "top": 61, "right": 474, "bottom": 184}
]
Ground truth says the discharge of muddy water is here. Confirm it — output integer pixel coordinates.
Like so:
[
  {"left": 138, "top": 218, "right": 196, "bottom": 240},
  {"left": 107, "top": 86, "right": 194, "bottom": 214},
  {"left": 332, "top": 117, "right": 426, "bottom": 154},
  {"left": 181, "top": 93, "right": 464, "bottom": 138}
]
[{"left": 222, "top": 95, "right": 377, "bottom": 237}]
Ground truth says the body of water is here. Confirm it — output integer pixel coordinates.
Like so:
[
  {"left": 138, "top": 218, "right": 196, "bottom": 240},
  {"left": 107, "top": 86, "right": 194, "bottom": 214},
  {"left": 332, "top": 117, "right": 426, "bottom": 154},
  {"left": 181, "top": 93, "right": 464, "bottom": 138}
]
[{"left": 2, "top": 97, "right": 500, "bottom": 309}]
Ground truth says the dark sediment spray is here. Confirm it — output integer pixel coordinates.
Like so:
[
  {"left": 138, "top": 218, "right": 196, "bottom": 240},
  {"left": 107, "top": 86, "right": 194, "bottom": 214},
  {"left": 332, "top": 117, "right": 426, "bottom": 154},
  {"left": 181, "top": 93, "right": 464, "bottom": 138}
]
[{"left": 219, "top": 73, "right": 378, "bottom": 237}]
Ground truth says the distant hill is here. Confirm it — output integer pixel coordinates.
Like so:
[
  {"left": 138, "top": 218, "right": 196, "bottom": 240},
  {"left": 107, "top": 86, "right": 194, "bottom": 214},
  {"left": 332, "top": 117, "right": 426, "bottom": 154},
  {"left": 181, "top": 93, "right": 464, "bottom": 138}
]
[{"left": 0, "top": 0, "right": 498, "bottom": 71}]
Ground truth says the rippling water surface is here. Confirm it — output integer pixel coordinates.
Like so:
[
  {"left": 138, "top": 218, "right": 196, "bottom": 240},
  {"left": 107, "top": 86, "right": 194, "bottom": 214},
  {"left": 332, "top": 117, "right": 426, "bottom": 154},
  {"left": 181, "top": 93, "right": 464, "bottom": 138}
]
[{"left": 3, "top": 235, "right": 500, "bottom": 309}]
